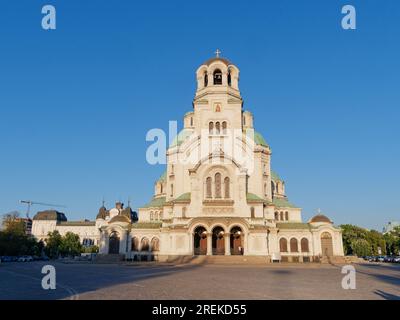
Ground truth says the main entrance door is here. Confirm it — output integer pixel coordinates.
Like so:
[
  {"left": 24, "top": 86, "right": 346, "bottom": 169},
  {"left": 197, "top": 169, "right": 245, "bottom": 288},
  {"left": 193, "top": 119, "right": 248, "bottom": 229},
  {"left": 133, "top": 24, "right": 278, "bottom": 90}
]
[
  {"left": 212, "top": 226, "right": 225, "bottom": 255},
  {"left": 321, "top": 232, "right": 334, "bottom": 256},
  {"left": 230, "top": 226, "right": 243, "bottom": 255},
  {"left": 109, "top": 232, "right": 120, "bottom": 254},
  {"left": 194, "top": 226, "right": 207, "bottom": 255}
]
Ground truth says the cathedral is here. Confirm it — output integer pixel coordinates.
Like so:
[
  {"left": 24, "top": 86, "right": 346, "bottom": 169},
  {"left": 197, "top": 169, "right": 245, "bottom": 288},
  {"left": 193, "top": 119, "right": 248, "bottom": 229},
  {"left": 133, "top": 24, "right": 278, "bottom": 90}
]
[{"left": 31, "top": 53, "right": 344, "bottom": 262}]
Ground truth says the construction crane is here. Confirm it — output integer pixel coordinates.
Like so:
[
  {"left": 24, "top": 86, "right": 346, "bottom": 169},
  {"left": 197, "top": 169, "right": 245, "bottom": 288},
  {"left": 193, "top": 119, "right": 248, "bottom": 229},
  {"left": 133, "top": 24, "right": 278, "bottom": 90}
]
[{"left": 19, "top": 200, "right": 67, "bottom": 218}]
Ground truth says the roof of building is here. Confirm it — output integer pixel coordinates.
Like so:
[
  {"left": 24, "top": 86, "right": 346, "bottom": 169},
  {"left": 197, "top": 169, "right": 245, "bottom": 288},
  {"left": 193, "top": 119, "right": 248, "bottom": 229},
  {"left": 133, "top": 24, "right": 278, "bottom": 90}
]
[
  {"left": 246, "top": 193, "right": 265, "bottom": 203},
  {"left": 309, "top": 214, "right": 332, "bottom": 224},
  {"left": 131, "top": 222, "right": 162, "bottom": 229},
  {"left": 172, "top": 193, "right": 191, "bottom": 203},
  {"left": 170, "top": 128, "right": 194, "bottom": 148},
  {"left": 272, "top": 197, "right": 298, "bottom": 208},
  {"left": 202, "top": 57, "right": 232, "bottom": 66},
  {"left": 109, "top": 215, "right": 131, "bottom": 224},
  {"left": 96, "top": 206, "right": 108, "bottom": 220},
  {"left": 276, "top": 222, "right": 315, "bottom": 230},
  {"left": 142, "top": 196, "right": 166, "bottom": 208},
  {"left": 271, "top": 171, "right": 281, "bottom": 182},
  {"left": 57, "top": 221, "right": 95, "bottom": 226},
  {"left": 157, "top": 171, "right": 167, "bottom": 183},
  {"left": 244, "top": 129, "right": 269, "bottom": 148},
  {"left": 32, "top": 210, "right": 67, "bottom": 221}
]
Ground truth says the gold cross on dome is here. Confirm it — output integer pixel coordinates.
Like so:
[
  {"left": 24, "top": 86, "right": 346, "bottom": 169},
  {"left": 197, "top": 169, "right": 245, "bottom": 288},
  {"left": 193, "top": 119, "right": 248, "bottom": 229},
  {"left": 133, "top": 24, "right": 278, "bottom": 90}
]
[{"left": 215, "top": 49, "right": 221, "bottom": 58}]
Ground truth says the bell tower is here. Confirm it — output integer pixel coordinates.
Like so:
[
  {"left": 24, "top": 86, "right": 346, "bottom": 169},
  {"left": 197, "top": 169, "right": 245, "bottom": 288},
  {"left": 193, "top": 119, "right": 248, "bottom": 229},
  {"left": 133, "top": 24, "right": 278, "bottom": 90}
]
[{"left": 192, "top": 50, "right": 243, "bottom": 135}]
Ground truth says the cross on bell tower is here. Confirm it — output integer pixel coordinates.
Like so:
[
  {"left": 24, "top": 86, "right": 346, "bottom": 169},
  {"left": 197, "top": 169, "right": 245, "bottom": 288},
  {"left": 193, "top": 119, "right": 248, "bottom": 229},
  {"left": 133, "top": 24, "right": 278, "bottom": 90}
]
[{"left": 215, "top": 49, "right": 221, "bottom": 58}]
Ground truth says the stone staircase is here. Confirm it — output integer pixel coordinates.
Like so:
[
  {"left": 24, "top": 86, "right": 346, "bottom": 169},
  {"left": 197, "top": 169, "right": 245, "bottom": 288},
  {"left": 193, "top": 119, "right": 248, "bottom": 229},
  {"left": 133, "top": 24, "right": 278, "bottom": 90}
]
[
  {"left": 94, "top": 254, "right": 124, "bottom": 264},
  {"left": 160, "top": 255, "right": 271, "bottom": 265},
  {"left": 320, "top": 256, "right": 347, "bottom": 264}
]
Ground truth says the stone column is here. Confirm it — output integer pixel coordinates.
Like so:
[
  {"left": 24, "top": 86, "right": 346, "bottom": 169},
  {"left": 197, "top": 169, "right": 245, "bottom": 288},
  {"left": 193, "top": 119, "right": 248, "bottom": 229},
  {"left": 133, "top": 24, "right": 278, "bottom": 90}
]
[
  {"left": 224, "top": 233, "right": 231, "bottom": 256},
  {"left": 206, "top": 232, "right": 212, "bottom": 256}
]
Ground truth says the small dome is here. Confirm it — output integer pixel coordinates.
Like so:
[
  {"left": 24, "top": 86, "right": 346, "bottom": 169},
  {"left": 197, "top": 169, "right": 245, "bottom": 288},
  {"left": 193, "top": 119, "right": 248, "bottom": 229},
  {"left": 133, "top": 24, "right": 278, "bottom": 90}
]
[
  {"left": 109, "top": 215, "right": 131, "bottom": 224},
  {"left": 202, "top": 57, "right": 232, "bottom": 66},
  {"left": 96, "top": 206, "right": 108, "bottom": 220},
  {"left": 33, "top": 210, "right": 67, "bottom": 221},
  {"left": 309, "top": 214, "right": 332, "bottom": 224}
]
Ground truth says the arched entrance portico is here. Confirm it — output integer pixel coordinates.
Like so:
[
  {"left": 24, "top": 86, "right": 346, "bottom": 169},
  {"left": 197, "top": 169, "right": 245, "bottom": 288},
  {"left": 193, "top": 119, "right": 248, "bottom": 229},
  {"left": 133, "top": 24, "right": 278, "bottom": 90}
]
[
  {"left": 108, "top": 231, "right": 120, "bottom": 254},
  {"left": 212, "top": 226, "right": 225, "bottom": 255},
  {"left": 194, "top": 226, "right": 207, "bottom": 255},
  {"left": 230, "top": 226, "right": 244, "bottom": 255}
]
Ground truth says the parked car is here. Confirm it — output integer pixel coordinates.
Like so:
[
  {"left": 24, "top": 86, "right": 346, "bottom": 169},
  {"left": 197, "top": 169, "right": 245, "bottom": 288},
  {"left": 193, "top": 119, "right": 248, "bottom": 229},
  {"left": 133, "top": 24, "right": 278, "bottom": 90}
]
[
  {"left": 393, "top": 256, "right": 400, "bottom": 263},
  {"left": 376, "top": 256, "right": 385, "bottom": 262},
  {"left": 1, "top": 256, "right": 13, "bottom": 262},
  {"left": 17, "top": 256, "right": 33, "bottom": 262}
]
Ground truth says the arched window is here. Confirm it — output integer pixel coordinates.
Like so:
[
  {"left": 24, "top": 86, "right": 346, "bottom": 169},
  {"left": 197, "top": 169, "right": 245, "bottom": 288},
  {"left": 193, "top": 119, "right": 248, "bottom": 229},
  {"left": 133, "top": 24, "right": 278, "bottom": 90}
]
[
  {"left": 227, "top": 70, "right": 232, "bottom": 86},
  {"left": 275, "top": 212, "right": 279, "bottom": 220},
  {"left": 151, "top": 238, "right": 160, "bottom": 252},
  {"left": 271, "top": 181, "right": 275, "bottom": 197},
  {"left": 182, "top": 207, "right": 186, "bottom": 218},
  {"left": 131, "top": 237, "right": 139, "bottom": 251},
  {"left": 215, "top": 173, "right": 221, "bottom": 198},
  {"left": 190, "top": 117, "right": 193, "bottom": 127},
  {"left": 160, "top": 184, "right": 163, "bottom": 194},
  {"left": 301, "top": 238, "right": 309, "bottom": 252},
  {"left": 250, "top": 207, "right": 255, "bottom": 218},
  {"left": 150, "top": 211, "right": 154, "bottom": 221},
  {"left": 206, "top": 177, "right": 212, "bottom": 198},
  {"left": 204, "top": 72, "right": 208, "bottom": 87},
  {"left": 276, "top": 182, "right": 279, "bottom": 194},
  {"left": 264, "top": 183, "right": 267, "bottom": 196},
  {"left": 280, "top": 212, "right": 284, "bottom": 221},
  {"left": 170, "top": 184, "right": 174, "bottom": 197},
  {"left": 222, "top": 121, "right": 227, "bottom": 134},
  {"left": 213, "top": 69, "right": 222, "bottom": 85},
  {"left": 224, "top": 177, "right": 230, "bottom": 198},
  {"left": 285, "top": 211, "right": 289, "bottom": 221},
  {"left": 140, "top": 238, "right": 150, "bottom": 252},
  {"left": 215, "top": 122, "right": 220, "bottom": 134},
  {"left": 290, "top": 238, "right": 298, "bottom": 252},
  {"left": 279, "top": 238, "right": 288, "bottom": 252},
  {"left": 209, "top": 122, "right": 214, "bottom": 135}
]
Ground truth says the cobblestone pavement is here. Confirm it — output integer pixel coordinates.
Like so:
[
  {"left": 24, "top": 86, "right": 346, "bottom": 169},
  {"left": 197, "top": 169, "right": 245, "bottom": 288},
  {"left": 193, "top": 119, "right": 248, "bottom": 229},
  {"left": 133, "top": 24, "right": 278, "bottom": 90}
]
[{"left": 0, "top": 261, "right": 399, "bottom": 300}]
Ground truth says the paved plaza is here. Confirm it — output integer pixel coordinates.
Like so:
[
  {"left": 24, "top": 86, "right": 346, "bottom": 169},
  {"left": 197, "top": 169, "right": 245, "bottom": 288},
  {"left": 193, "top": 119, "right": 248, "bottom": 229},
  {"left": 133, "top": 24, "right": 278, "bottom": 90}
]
[{"left": 0, "top": 261, "right": 399, "bottom": 300}]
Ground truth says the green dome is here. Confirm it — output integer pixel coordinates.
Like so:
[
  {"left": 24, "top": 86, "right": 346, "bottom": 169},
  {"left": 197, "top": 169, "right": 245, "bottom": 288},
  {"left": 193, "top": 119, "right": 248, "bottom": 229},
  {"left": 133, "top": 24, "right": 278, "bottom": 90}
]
[
  {"left": 244, "top": 129, "right": 269, "bottom": 147},
  {"left": 169, "top": 129, "right": 194, "bottom": 147}
]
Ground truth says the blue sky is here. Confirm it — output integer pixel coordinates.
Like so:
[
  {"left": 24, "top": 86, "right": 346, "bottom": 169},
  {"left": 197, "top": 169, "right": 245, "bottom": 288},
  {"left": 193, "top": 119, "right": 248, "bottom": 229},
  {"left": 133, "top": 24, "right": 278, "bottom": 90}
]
[{"left": 0, "top": 0, "right": 399, "bottom": 230}]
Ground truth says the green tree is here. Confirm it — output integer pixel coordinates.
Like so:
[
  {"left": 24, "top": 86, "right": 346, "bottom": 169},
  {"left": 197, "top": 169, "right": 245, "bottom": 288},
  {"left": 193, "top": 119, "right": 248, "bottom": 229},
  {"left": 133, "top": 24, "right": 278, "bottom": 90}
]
[
  {"left": 59, "top": 232, "right": 82, "bottom": 257},
  {"left": 45, "top": 230, "right": 63, "bottom": 258},
  {"left": 2, "top": 212, "right": 26, "bottom": 236},
  {"left": 350, "top": 238, "right": 371, "bottom": 257}
]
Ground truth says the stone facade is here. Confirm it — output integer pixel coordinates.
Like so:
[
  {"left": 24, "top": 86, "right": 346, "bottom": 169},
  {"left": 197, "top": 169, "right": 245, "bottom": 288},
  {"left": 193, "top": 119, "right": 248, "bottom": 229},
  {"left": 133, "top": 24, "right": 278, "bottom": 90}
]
[{"left": 31, "top": 55, "right": 344, "bottom": 262}]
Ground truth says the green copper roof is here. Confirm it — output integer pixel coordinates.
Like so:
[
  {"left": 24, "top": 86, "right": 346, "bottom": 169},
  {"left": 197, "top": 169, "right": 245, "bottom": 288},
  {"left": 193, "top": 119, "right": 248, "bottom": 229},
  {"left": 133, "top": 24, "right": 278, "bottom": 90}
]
[
  {"left": 157, "top": 171, "right": 166, "bottom": 183},
  {"left": 142, "top": 196, "right": 166, "bottom": 208},
  {"left": 246, "top": 193, "right": 265, "bottom": 203},
  {"left": 244, "top": 129, "right": 269, "bottom": 147},
  {"left": 173, "top": 193, "right": 191, "bottom": 203},
  {"left": 271, "top": 171, "right": 281, "bottom": 182},
  {"left": 276, "top": 222, "right": 314, "bottom": 230},
  {"left": 131, "top": 222, "right": 162, "bottom": 229},
  {"left": 254, "top": 131, "right": 268, "bottom": 147},
  {"left": 170, "top": 128, "right": 194, "bottom": 147},
  {"left": 273, "top": 197, "right": 298, "bottom": 208}
]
